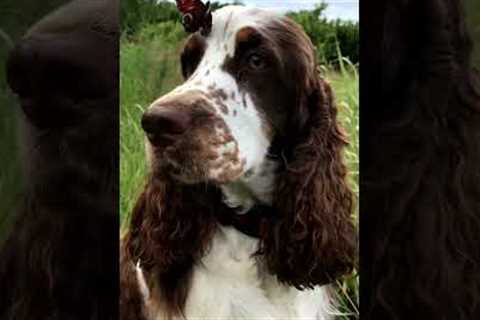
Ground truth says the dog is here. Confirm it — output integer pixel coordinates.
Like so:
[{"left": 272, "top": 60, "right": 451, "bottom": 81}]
[{"left": 120, "top": 6, "right": 356, "bottom": 320}]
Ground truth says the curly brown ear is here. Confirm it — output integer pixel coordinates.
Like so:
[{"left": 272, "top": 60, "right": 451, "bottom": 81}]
[
  {"left": 121, "top": 176, "right": 219, "bottom": 314},
  {"left": 123, "top": 176, "right": 219, "bottom": 270},
  {"left": 263, "top": 68, "right": 357, "bottom": 289}
]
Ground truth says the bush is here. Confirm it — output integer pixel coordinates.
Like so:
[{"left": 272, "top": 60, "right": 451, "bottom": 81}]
[
  {"left": 288, "top": 4, "right": 359, "bottom": 65},
  {"left": 121, "top": 0, "right": 181, "bottom": 36}
]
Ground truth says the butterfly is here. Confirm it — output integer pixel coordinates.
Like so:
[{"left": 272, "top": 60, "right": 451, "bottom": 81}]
[{"left": 175, "top": 0, "right": 213, "bottom": 36}]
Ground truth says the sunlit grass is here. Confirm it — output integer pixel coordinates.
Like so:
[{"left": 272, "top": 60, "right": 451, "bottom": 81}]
[{"left": 326, "top": 57, "right": 359, "bottom": 319}]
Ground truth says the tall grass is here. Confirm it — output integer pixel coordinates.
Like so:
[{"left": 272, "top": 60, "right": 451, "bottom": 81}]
[
  {"left": 120, "top": 22, "right": 359, "bottom": 318},
  {"left": 120, "top": 23, "right": 185, "bottom": 225},
  {"left": 327, "top": 57, "right": 359, "bottom": 319}
]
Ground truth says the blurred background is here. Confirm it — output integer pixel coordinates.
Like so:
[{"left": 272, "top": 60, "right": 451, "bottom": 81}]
[
  {"left": 466, "top": 0, "right": 480, "bottom": 67},
  {"left": 0, "top": 1, "right": 67, "bottom": 242}
]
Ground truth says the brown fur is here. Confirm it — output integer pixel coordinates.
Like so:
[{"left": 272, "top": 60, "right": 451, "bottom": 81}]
[
  {"left": 121, "top": 176, "right": 223, "bottom": 318},
  {"left": 223, "top": 17, "right": 357, "bottom": 287},
  {"left": 263, "top": 76, "right": 356, "bottom": 288},
  {"left": 147, "top": 90, "right": 243, "bottom": 184}
]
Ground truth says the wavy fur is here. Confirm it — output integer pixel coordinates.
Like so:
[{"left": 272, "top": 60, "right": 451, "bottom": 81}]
[{"left": 362, "top": 0, "right": 480, "bottom": 318}]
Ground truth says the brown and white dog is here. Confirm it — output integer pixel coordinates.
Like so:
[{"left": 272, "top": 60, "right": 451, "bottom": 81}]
[{"left": 121, "top": 6, "right": 356, "bottom": 320}]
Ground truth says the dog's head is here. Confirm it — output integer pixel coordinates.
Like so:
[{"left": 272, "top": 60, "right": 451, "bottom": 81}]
[{"left": 143, "top": 6, "right": 320, "bottom": 184}]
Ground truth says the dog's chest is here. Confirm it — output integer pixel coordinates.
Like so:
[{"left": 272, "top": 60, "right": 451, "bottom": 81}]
[
  {"left": 139, "top": 227, "right": 331, "bottom": 319},
  {"left": 182, "top": 227, "right": 329, "bottom": 319}
]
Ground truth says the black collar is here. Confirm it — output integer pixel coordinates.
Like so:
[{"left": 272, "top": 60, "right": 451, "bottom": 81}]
[{"left": 216, "top": 205, "right": 278, "bottom": 238}]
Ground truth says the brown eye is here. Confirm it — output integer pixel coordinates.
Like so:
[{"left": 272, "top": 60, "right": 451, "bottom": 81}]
[{"left": 247, "top": 53, "right": 266, "bottom": 70}]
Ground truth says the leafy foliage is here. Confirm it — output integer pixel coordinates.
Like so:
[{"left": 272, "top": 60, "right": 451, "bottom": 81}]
[
  {"left": 288, "top": 4, "right": 359, "bottom": 65},
  {"left": 121, "top": 0, "right": 182, "bottom": 36}
]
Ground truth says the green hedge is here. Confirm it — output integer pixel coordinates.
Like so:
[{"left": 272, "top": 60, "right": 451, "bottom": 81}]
[{"left": 288, "top": 5, "right": 359, "bottom": 65}]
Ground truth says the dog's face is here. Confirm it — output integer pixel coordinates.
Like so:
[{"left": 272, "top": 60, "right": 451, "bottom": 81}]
[{"left": 143, "top": 6, "right": 305, "bottom": 184}]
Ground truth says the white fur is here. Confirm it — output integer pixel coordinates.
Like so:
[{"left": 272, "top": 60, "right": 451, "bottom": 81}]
[
  {"left": 137, "top": 226, "right": 335, "bottom": 320},
  {"left": 221, "top": 158, "right": 278, "bottom": 212},
  {"left": 136, "top": 260, "right": 150, "bottom": 301}
]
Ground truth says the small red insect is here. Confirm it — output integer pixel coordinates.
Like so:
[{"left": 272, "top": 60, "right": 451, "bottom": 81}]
[{"left": 176, "top": 0, "right": 213, "bottom": 36}]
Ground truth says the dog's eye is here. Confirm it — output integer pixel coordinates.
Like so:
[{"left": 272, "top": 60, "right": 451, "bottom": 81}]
[{"left": 247, "top": 53, "right": 266, "bottom": 70}]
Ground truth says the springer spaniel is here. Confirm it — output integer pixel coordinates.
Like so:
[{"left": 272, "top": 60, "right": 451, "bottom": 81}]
[{"left": 121, "top": 6, "right": 356, "bottom": 320}]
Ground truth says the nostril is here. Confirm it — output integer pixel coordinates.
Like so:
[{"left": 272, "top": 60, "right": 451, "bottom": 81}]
[{"left": 141, "top": 109, "right": 191, "bottom": 145}]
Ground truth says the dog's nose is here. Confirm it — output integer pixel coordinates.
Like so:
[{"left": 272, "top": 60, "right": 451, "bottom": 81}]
[{"left": 141, "top": 109, "right": 191, "bottom": 145}]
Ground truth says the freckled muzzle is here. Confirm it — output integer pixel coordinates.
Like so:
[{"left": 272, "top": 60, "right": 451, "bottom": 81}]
[{"left": 143, "top": 90, "right": 245, "bottom": 184}]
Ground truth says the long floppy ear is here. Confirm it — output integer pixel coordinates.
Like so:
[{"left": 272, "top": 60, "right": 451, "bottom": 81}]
[
  {"left": 124, "top": 175, "right": 220, "bottom": 269},
  {"left": 262, "top": 34, "right": 357, "bottom": 288},
  {"left": 122, "top": 175, "right": 219, "bottom": 313}
]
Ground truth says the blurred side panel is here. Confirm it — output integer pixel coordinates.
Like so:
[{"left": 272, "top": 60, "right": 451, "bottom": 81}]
[
  {"left": 0, "top": 0, "right": 68, "bottom": 245},
  {"left": 0, "top": 1, "right": 119, "bottom": 319},
  {"left": 465, "top": 0, "right": 480, "bottom": 67},
  {"left": 359, "top": 0, "right": 384, "bottom": 318},
  {"left": 360, "top": 0, "right": 480, "bottom": 319}
]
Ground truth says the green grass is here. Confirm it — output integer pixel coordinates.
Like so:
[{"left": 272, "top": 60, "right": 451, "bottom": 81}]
[
  {"left": 326, "top": 58, "right": 359, "bottom": 319},
  {"left": 120, "top": 23, "right": 359, "bottom": 318},
  {"left": 120, "top": 24, "right": 186, "bottom": 225}
]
